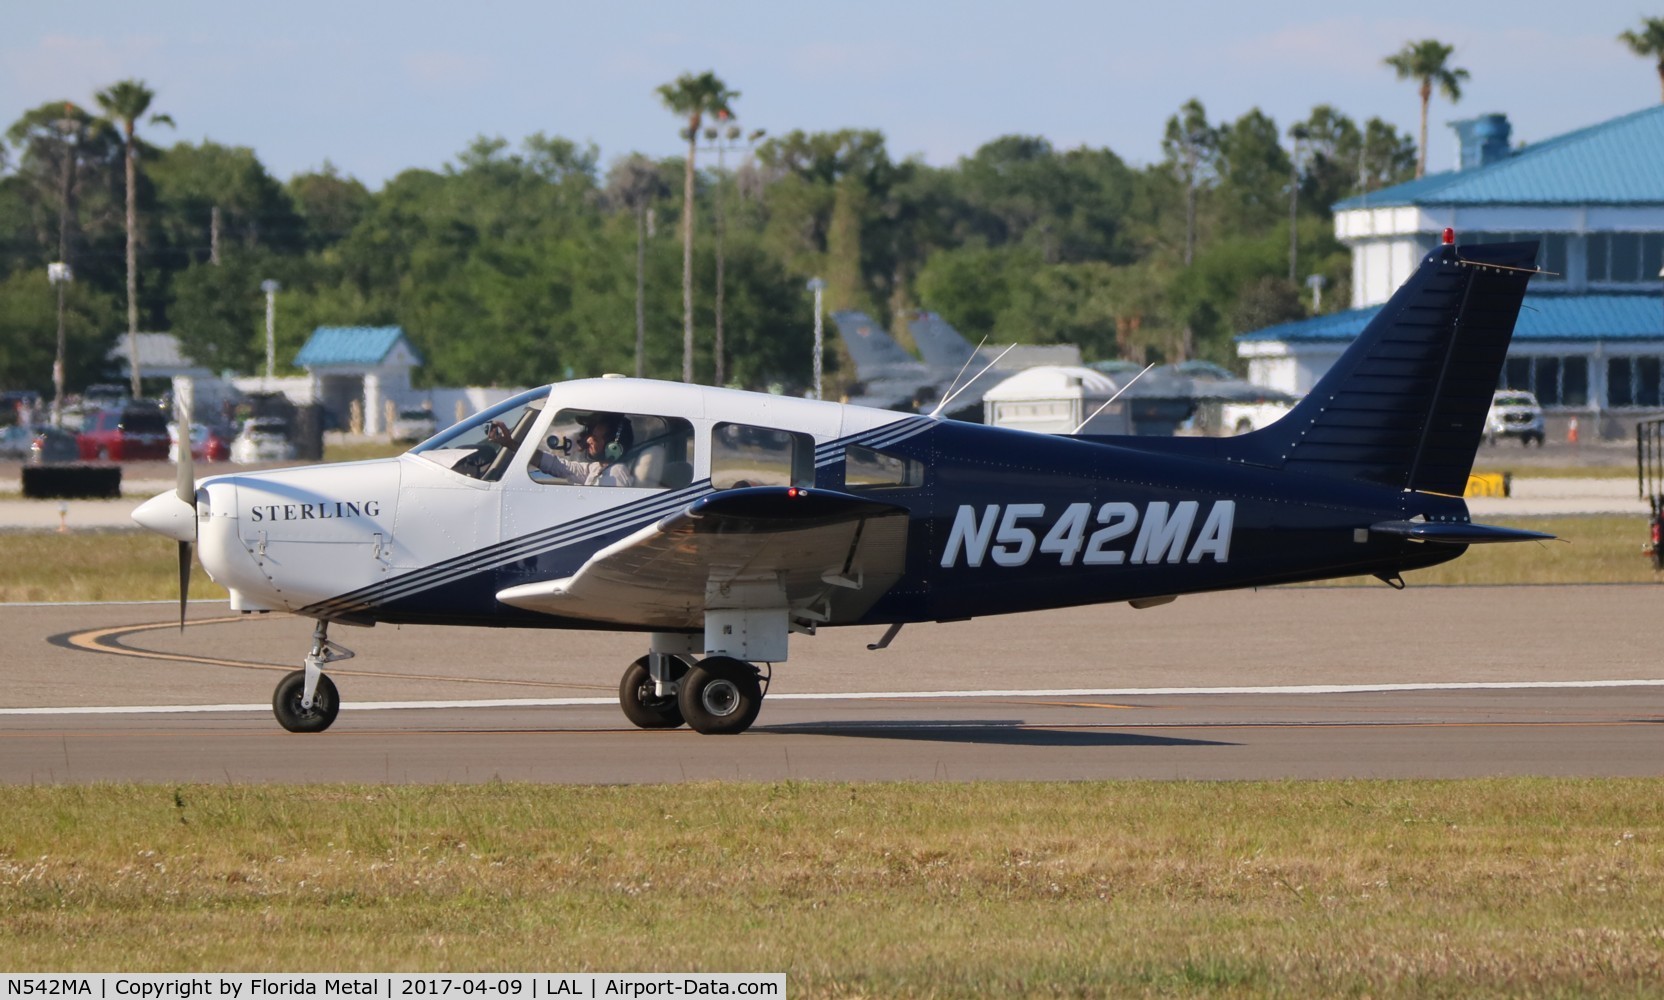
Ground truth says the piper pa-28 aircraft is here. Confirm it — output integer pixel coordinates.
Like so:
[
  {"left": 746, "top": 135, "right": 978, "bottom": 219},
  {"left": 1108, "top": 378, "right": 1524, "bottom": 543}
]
[{"left": 134, "top": 234, "right": 1548, "bottom": 735}]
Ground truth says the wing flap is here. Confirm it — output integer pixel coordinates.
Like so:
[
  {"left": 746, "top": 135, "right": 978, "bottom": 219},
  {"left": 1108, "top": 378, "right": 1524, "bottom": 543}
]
[{"left": 496, "top": 487, "right": 911, "bottom": 628}]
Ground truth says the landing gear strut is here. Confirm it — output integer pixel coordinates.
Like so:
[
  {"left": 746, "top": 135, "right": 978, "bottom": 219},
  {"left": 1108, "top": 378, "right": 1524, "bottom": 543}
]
[
  {"left": 272, "top": 620, "right": 353, "bottom": 733},
  {"left": 619, "top": 654, "right": 690, "bottom": 729}
]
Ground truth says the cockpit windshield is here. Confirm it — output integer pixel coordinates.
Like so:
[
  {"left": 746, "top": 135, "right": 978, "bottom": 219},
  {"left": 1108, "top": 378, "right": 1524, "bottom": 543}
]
[{"left": 410, "top": 386, "right": 551, "bottom": 482}]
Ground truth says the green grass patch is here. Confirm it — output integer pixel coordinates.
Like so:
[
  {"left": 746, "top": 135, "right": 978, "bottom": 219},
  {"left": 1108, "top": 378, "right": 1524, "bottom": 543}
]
[
  {"left": 2, "top": 780, "right": 1661, "bottom": 995},
  {"left": 0, "top": 530, "right": 228, "bottom": 603},
  {"left": 1367, "top": 515, "right": 1657, "bottom": 587},
  {"left": 324, "top": 440, "right": 410, "bottom": 463}
]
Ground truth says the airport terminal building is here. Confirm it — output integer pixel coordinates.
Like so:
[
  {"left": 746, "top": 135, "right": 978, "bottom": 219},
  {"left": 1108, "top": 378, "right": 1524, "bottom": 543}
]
[{"left": 1238, "top": 104, "right": 1664, "bottom": 439}]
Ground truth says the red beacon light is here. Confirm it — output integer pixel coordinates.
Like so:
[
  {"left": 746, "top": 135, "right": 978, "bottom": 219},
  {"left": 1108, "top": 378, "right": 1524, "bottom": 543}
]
[{"left": 1442, "top": 227, "right": 1456, "bottom": 245}]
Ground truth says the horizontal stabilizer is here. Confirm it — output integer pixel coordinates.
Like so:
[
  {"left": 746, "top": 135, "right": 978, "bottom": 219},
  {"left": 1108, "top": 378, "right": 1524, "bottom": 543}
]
[{"left": 1370, "top": 520, "right": 1556, "bottom": 545}]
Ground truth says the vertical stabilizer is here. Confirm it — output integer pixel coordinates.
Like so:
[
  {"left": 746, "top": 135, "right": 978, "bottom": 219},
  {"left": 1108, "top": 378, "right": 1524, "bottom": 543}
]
[{"left": 1248, "top": 241, "right": 1537, "bottom": 495}]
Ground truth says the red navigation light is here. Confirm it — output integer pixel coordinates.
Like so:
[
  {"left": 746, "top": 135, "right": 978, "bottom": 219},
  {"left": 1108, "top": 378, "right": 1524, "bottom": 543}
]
[
  {"left": 1442, "top": 228, "right": 1456, "bottom": 245},
  {"left": 787, "top": 487, "right": 800, "bottom": 498}
]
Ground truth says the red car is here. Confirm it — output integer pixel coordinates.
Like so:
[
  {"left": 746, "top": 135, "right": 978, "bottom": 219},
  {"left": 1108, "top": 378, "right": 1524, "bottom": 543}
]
[{"left": 77, "top": 406, "right": 171, "bottom": 461}]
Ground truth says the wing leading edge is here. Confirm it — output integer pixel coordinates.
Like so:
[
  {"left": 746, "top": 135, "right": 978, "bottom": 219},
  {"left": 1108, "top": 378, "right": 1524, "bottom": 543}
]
[{"left": 495, "top": 486, "right": 911, "bottom": 631}]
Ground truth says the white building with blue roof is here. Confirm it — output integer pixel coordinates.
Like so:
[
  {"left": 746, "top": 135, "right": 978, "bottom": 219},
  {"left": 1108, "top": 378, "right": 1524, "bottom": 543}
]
[
  {"left": 293, "top": 326, "right": 423, "bottom": 435},
  {"left": 1239, "top": 104, "right": 1664, "bottom": 438}
]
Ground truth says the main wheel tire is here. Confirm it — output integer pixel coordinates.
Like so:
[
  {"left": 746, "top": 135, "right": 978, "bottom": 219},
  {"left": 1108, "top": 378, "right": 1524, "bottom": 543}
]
[
  {"left": 678, "top": 656, "right": 763, "bottom": 735},
  {"left": 619, "top": 655, "right": 688, "bottom": 729},
  {"left": 272, "top": 670, "right": 340, "bottom": 733}
]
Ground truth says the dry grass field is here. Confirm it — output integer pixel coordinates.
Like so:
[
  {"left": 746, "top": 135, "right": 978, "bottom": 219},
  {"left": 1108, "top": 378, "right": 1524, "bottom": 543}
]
[{"left": 2, "top": 781, "right": 1662, "bottom": 996}]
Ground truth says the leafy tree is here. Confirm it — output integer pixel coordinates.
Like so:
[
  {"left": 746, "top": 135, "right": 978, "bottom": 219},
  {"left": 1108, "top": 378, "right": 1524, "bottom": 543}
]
[
  {"left": 656, "top": 70, "right": 737, "bottom": 383},
  {"left": 1213, "top": 109, "right": 1291, "bottom": 238},
  {"left": 150, "top": 141, "right": 305, "bottom": 260},
  {"left": 94, "top": 79, "right": 173, "bottom": 396},
  {"left": 1384, "top": 40, "right": 1469, "bottom": 178},
  {"left": 1619, "top": 17, "right": 1664, "bottom": 103},
  {"left": 0, "top": 268, "right": 118, "bottom": 394},
  {"left": 287, "top": 162, "right": 372, "bottom": 252},
  {"left": 1162, "top": 99, "right": 1219, "bottom": 265}
]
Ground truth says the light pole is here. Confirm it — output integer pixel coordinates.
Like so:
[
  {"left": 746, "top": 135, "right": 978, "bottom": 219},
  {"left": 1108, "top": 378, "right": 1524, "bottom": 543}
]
[
  {"left": 1305, "top": 273, "right": 1327, "bottom": 313},
  {"left": 261, "top": 279, "right": 280, "bottom": 390},
  {"left": 47, "top": 262, "right": 72, "bottom": 427},
  {"left": 806, "top": 277, "right": 826, "bottom": 400}
]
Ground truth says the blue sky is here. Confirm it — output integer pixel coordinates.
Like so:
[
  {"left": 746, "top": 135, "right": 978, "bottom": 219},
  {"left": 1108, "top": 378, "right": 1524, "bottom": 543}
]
[{"left": 6, "top": 1, "right": 1655, "bottom": 188}]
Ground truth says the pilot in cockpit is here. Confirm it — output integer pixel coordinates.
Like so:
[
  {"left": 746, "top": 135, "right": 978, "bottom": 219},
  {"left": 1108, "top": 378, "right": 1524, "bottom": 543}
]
[{"left": 488, "top": 411, "right": 637, "bottom": 487}]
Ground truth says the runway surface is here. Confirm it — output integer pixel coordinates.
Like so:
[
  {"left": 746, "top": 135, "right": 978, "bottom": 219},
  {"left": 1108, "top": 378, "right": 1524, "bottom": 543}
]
[{"left": 3, "top": 585, "right": 1662, "bottom": 783}]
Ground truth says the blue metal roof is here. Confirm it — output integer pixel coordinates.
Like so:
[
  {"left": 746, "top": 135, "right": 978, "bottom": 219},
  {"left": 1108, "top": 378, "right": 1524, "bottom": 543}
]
[
  {"left": 1238, "top": 294, "right": 1664, "bottom": 344},
  {"left": 294, "top": 326, "right": 422, "bottom": 368},
  {"left": 1333, "top": 104, "right": 1664, "bottom": 210}
]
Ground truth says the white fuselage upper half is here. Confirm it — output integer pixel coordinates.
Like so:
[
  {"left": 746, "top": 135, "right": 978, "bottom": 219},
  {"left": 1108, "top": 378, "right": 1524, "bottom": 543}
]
[{"left": 183, "top": 378, "right": 923, "bottom": 615}]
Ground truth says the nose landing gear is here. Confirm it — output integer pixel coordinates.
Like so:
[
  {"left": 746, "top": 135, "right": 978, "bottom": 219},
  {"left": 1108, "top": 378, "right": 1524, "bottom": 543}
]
[{"left": 273, "top": 620, "right": 354, "bottom": 733}]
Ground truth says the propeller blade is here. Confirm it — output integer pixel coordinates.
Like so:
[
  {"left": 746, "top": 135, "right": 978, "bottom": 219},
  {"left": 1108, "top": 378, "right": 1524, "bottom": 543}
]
[
  {"left": 173, "top": 389, "right": 195, "bottom": 632},
  {"left": 175, "top": 390, "right": 195, "bottom": 507},
  {"left": 177, "top": 540, "right": 192, "bottom": 632}
]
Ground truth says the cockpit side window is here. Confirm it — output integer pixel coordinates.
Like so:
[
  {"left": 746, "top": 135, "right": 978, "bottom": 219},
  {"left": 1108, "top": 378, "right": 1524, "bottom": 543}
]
[
  {"left": 710, "top": 422, "right": 815, "bottom": 490},
  {"left": 844, "top": 444, "right": 924, "bottom": 490},
  {"left": 529, "top": 410, "right": 695, "bottom": 489},
  {"left": 410, "top": 387, "right": 551, "bottom": 482}
]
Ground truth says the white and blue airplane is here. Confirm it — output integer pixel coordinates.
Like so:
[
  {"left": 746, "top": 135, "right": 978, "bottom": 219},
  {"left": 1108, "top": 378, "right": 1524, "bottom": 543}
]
[{"left": 134, "top": 235, "right": 1549, "bottom": 735}]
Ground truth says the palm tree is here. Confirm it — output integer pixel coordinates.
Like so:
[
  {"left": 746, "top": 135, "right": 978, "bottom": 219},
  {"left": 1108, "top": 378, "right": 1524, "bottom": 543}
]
[
  {"left": 1620, "top": 17, "right": 1664, "bottom": 103},
  {"left": 606, "top": 155, "right": 667, "bottom": 378},
  {"left": 1384, "top": 40, "right": 1468, "bottom": 178},
  {"left": 94, "top": 79, "right": 173, "bottom": 398},
  {"left": 656, "top": 71, "right": 737, "bottom": 383}
]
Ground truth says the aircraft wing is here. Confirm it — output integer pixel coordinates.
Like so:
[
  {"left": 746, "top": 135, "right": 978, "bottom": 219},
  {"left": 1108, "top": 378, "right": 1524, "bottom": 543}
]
[{"left": 495, "top": 487, "right": 911, "bottom": 629}]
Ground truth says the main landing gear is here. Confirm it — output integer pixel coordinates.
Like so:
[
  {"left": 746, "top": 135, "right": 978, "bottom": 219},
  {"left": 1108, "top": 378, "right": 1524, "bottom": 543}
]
[
  {"left": 273, "top": 620, "right": 354, "bottom": 733},
  {"left": 618, "top": 650, "right": 767, "bottom": 735}
]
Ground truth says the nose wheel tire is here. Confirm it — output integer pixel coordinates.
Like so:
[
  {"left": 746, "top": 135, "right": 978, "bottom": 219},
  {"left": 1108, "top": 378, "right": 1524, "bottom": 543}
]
[
  {"left": 272, "top": 670, "right": 340, "bottom": 733},
  {"left": 678, "top": 656, "right": 763, "bottom": 735},
  {"left": 619, "top": 655, "right": 689, "bottom": 729}
]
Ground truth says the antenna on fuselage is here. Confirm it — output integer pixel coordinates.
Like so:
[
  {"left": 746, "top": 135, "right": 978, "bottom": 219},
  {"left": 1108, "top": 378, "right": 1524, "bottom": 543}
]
[
  {"left": 929, "top": 342, "right": 1015, "bottom": 419},
  {"left": 1070, "top": 362, "right": 1155, "bottom": 435}
]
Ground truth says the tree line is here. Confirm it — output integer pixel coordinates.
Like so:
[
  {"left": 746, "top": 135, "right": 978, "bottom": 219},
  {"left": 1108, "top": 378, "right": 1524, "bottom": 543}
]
[{"left": 1, "top": 20, "right": 1658, "bottom": 403}]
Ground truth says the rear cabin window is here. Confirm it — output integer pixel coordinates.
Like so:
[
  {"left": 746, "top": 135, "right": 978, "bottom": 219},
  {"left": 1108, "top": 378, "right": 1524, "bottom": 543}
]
[
  {"left": 529, "top": 410, "right": 695, "bottom": 490},
  {"left": 710, "top": 422, "right": 814, "bottom": 490},
  {"left": 844, "top": 445, "right": 924, "bottom": 490}
]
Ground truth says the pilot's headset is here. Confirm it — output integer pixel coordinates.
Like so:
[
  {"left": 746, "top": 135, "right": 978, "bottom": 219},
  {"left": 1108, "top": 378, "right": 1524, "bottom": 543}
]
[{"left": 590, "top": 414, "right": 633, "bottom": 461}]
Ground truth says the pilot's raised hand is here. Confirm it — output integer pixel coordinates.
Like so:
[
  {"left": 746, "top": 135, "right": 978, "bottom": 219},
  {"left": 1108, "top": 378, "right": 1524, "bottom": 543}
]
[{"left": 485, "top": 420, "right": 512, "bottom": 447}]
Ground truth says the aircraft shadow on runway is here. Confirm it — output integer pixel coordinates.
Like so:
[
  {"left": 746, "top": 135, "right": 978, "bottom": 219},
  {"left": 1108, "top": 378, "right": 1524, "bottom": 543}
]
[{"left": 760, "top": 720, "right": 1235, "bottom": 748}]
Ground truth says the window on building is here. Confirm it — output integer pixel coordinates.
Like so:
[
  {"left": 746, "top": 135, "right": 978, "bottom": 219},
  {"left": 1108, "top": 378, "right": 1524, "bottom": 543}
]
[
  {"left": 1610, "top": 358, "right": 1634, "bottom": 407},
  {"left": 844, "top": 445, "right": 924, "bottom": 490},
  {"left": 710, "top": 422, "right": 815, "bottom": 490},
  {"left": 1499, "top": 356, "right": 1587, "bottom": 407},
  {"left": 1607, "top": 357, "right": 1664, "bottom": 408},
  {"left": 1587, "top": 232, "right": 1664, "bottom": 284}
]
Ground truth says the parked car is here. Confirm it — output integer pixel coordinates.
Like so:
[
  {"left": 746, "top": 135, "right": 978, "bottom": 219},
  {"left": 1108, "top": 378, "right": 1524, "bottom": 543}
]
[
  {"left": 27, "top": 426, "right": 77, "bottom": 464},
  {"left": 230, "top": 417, "right": 296, "bottom": 464},
  {"left": 169, "top": 422, "right": 231, "bottom": 464},
  {"left": 80, "top": 384, "right": 129, "bottom": 412},
  {"left": 77, "top": 405, "right": 171, "bottom": 461},
  {"left": 0, "top": 423, "right": 40, "bottom": 459},
  {"left": 391, "top": 408, "right": 439, "bottom": 442},
  {"left": 1485, "top": 390, "right": 1545, "bottom": 446}
]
